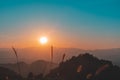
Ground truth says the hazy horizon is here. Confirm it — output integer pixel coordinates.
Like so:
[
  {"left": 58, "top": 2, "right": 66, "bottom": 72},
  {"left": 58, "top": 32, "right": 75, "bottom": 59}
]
[
  {"left": 0, "top": 46, "right": 120, "bottom": 50},
  {"left": 0, "top": 47, "right": 120, "bottom": 64}
]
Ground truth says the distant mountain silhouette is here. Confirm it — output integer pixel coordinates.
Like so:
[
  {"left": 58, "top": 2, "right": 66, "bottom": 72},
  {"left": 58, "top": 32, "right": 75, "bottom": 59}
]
[
  {"left": 0, "top": 60, "right": 58, "bottom": 77},
  {"left": 0, "top": 47, "right": 120, "bottom": 66},
  {"left": 0, "top": 53, "right": 120, "bottom": 80},
  {"left": 46, "top": 53, "right": 120, "bottom": 80}
]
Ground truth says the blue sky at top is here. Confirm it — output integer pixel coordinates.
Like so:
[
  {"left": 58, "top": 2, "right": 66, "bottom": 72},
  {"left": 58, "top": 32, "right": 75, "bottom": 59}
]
[{"left": 0, "top": 0, "right": 120, "bottom": 49}]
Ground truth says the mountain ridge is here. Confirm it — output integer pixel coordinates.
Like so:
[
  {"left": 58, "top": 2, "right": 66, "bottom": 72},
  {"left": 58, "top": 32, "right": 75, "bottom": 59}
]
[{"left": 0, "top": 47, "right": 120, "bottom": 66}]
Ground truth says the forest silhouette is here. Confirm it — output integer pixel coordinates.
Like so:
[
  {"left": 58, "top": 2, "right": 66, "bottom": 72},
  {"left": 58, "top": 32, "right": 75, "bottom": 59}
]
[{"left": 0, "top": 53, "right": 120, "bottom": 80}]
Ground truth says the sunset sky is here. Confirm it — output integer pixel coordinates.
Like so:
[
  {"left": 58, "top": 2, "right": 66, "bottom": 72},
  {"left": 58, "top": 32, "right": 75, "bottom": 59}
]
[{"left": 0, "top": 0, "right": 120, "bottom": 49}]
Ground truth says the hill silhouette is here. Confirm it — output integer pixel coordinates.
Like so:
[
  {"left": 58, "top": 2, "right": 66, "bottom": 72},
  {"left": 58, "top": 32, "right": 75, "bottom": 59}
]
[
  {"left": 0, "top": 60, "right": 58, "bottom": 77},
  {"left": 46, "top": 53, "right": 120, "bottom": 80},
  {"left": 0, "top": 47, "right": 120, "bottom": 66},
  {"left": 0, "top": 66, "right": 22, "bottom": 80},
  {"left": 0, "top": 53, "right": 120, "bottom": 80}
]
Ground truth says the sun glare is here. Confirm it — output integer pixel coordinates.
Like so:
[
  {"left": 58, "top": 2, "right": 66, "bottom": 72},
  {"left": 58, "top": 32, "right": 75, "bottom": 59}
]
[{"left": 39, "top": 37, "right": 48, "bottom": 44}]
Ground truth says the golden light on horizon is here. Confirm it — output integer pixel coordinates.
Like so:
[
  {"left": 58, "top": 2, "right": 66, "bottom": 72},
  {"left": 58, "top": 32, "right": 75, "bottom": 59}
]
[{"left": 39, "top": 36, "right": 48, "bottom": 44}]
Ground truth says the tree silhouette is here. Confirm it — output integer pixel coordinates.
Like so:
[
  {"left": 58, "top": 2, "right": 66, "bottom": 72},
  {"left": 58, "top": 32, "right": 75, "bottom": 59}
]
[{"left": 46, "top": 53, "right": 120, "bottom": 80}]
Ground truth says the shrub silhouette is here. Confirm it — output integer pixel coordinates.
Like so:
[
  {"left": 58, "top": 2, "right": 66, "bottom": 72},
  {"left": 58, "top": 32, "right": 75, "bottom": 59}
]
[
  {"left": 46, "top": 53, "right": 120, "bottom": 80},
  {"left": 0, "top": 66, "right": 22, "bottom": 80}
]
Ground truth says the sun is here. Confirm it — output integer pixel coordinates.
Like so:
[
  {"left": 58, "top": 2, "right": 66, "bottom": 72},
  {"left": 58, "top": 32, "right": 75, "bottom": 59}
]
[{"left": 39, "top": 36, "right": 48, "bottom": 44}]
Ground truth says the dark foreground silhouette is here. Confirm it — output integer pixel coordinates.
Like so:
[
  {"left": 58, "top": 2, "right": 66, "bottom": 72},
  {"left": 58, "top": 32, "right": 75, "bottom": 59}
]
[
  {"left": 46, "top": 53, "right": 120, "bottom": 80},
  {"left": 0, "top": 53, "right": 120, "bottom": 80}
]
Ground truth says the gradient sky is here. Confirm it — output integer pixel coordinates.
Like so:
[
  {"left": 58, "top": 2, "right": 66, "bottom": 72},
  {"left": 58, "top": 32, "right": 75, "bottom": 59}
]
[{"left": 0, "top": 0, "right": 120, "bottom": 49}]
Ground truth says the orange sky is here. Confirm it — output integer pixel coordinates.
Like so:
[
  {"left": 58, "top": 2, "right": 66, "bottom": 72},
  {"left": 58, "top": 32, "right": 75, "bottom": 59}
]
[
  {"left": 0, "top": 32, "right": 119, "bottom": 50},
  {"left": 0, "top": 0, "right": 120, "bottom": 50}
]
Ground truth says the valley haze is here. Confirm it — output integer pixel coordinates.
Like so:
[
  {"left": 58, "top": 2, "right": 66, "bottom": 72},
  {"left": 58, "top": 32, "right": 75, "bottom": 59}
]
[{"left": 0, "top": 47, "right": 120, "bottom": 66}]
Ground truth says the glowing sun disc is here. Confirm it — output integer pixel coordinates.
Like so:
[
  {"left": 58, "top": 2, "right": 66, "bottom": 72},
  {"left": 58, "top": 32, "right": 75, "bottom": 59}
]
[{"left": 39, "top": 37, "right": 48, "bottom": 44}]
